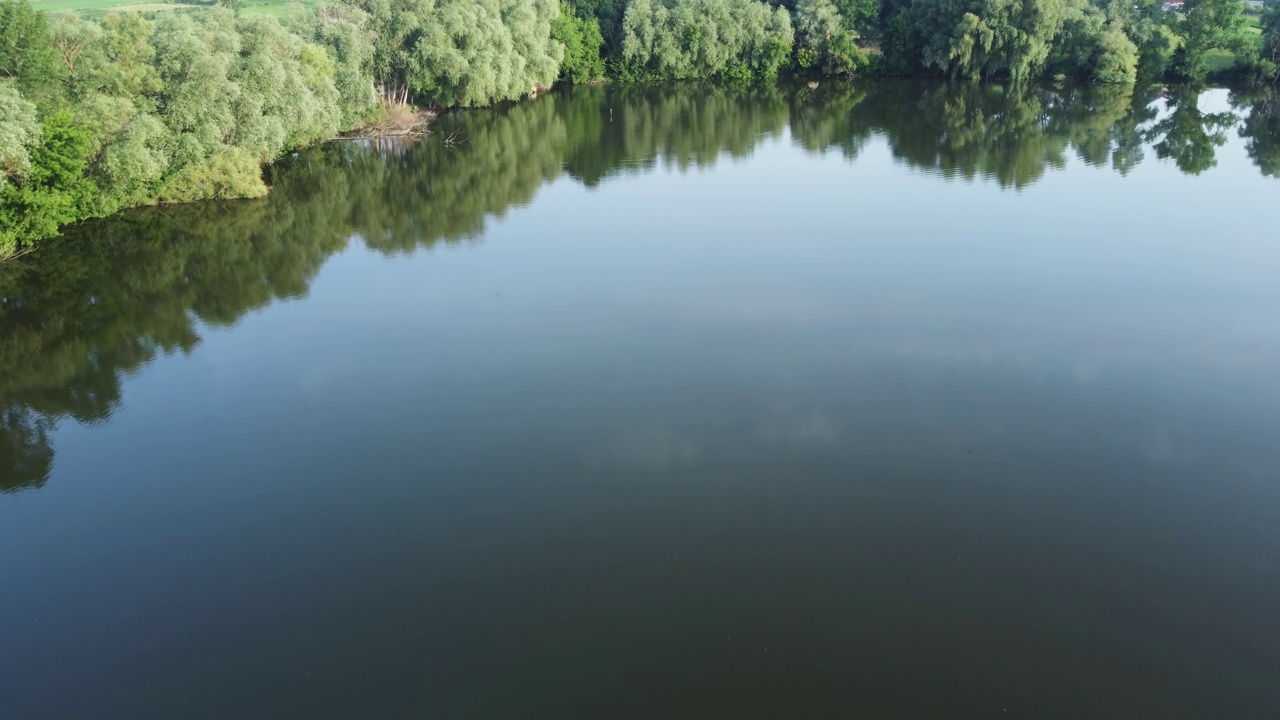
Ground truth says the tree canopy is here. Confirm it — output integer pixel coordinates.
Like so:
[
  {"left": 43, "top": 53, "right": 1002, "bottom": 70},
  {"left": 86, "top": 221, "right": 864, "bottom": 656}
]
[
  {"left": 0, "top": 3, "right": 375, "bottom": 254},
  {"left": 351, "top": 0, "right": 565, "bottom": 106},
  {"left": 913, "top": 0, "right": 1072, "bottom": 81},
  {"left": 794, "top": 0, "right": 865, "bottom": 76},
  {"left": 1172, "top": 0, "right": 1251, "bottom": 81},
  {"left": 621, "top": 0, "right": 795, "bottom": 80},
  {"left": 553, "top": 0, "right": 606, "bottom": 83}
]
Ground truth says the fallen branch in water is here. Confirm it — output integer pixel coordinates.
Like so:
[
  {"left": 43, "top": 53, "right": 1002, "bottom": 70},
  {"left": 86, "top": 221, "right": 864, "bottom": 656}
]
[{"left": 443, "top": 127, "right": 468, "bottom": 146}]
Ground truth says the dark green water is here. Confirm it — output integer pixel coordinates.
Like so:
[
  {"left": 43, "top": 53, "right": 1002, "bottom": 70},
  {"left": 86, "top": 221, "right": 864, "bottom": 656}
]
[{"left": 2, "top": 81, "right": 1279, "bottom": 718}]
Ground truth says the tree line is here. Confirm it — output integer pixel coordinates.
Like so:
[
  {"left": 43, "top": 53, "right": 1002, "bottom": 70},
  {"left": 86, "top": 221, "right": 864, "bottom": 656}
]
[
  {"left": 1, "top": 0, "right": 1278, "bottom": 256},
  {"left": 2, "top": 80, "right": 1276, "bottom": 491}
]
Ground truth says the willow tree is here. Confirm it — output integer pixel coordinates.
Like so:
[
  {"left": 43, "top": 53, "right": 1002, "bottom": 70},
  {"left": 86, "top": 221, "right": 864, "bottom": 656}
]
[
  {"left": 351, "top": 0, "right": 564, "bottom": 106},
  {"left": 231, "top": 15, "right": 343, "bottom": 159},
  {"left": 406, "top": 0, "right": 563, "bottom": 106},
  {"left": 913, "top": 0, "right": 1071, "bottom": 80},
  {"left": 291, "top": 3, "right": 379, "bottom": 126},
  {"left": 45, "top": 12, "right": 171, "bottom": 213},
  {"left": 145, "top": 10, "right": 350, "bottom": 201},
  {"left": 149, "top": 12, "right": 242, "bottom": 167},
  {"left": 346, "top": 0, "right": 428, "bottom": 102},
  {"left": 621, "top": 0, "right": 795, "bottom": 80},
  {"left": 1, "top": 3, "right": 378, "bottom": 252},
  {"left": 0, "top": 81, "right": 37, "bottom": 189},
  {"left": 794, "top": 0, "right": 864, "bottom": 76},
  {"left": 1051, "top": 4, "right": 1139, "bottom": 83}
]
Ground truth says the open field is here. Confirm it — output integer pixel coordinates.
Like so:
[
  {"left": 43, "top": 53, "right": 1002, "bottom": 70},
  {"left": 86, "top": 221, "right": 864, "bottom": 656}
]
[
  {"left": 1204, "top": 48, "right": 1239, "bottom": 74},
  {"left": 30, "top": 0, "right": 316, "bottom": 15}
]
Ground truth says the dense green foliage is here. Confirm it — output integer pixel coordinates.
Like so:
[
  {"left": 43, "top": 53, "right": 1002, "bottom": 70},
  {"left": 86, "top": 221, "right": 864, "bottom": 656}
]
[
  {"left": 0, "top": 81, "right": 38, "bottom": 187},
  {"left": 1051, "top": 4, "right": 1141, "bottom": 83},
  {"left": 912, "top": 0, "right": 1072, "bottom": 81},
  {"left": 0, "top": 0, "right": 1274, "bottom": 254},
  {"left": 0, "top": 1, "right": 380, "bottom": 254},
  {"left": 621, "top": 0, "right": 795, "bottom": 80},
  {"left": 553, "top": 0, "right": 606, "bottom": 82},
  {"left": 0, "top": 0, "right": 62, "bottom": 103},
  {"left": 794, "top": 0, "right": 864, "bottom": 75},
  {"left": 292, "top": 4, "right": 380, "bottom": 126},
  {"left": 0, "top": 0, "right": 587, "bottom": 253},
  {"left": 567, "top": 0, "right": 628, "bottom": 53},
  {"left": 1259, "top": 0, "right": 1279, "bottom": 76},
  {"left": 3, "top": 81, "right": 1275, "bottom": 492},
  {"left": 406, "top": 0, "right": 563, "bottom": 106},
  {"left": 1172, "top": 0, "right": 1251, "bottom": 80},
  {"left": 0, "top": 110, "right": 92, "bottom": 251},
  {"left": 351, "top": 0, "right": 565, "bottom": 105}
]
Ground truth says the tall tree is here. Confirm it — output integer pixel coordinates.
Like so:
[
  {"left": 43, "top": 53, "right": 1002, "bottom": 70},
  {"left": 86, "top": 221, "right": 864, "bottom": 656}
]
[
  {"left": 553, "top": 0, "right": 606, "bottom": 82},
  {"left": 351, "top": 0, "right": 564, "bottom": 106},
  {"left": 794, "top": 0, "right": 865, "bottom": 75},
  {"left": 0, "top": 110, "right": 94, "bottom": 252},
  {"left": 407, "top": 0, "right": 563, "bottom": 106},
  {"left": 622, "top": 0, "right": 795, "bottom": 80},
  {"left": 0, "top": 80, "right": 38, "bottom": 189},
  {"left": 347, "top": 0, "right": 431, "bottom": 102},
  {"left": 1052, "top": 3, "right": 1140, "bottom": 83},
  {"left": 913, "top": 0, "right": 1072, "bottom": 80},
  {"left": 832, "top": 0, "right": 881, "bottom": 34},
  {"left": 1262, "top": 0, "right": 1280, "bottom": 75},
  {"left": 1173, "top": 0, "right": 1250, "bottom": 81},
  {"left": 0, "top": 0, "right": 63, "bottom": 105},
  {"left": 292, "top": 3, "right": 379, "bottom": 125},
  {"left": 566, "top": 0, "right": 627, "bottom": 54}
]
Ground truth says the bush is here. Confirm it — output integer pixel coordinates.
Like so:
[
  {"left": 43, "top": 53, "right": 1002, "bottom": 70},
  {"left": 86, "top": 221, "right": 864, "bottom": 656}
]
[{"left": 158, "top": 146, "right": 268, "bottom": 203}]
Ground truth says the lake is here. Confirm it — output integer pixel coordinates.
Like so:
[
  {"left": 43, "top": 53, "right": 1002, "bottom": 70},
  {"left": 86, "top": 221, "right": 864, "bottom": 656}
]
[{"left": 2, "top": 80, "right": 1278, "bottom": 718}]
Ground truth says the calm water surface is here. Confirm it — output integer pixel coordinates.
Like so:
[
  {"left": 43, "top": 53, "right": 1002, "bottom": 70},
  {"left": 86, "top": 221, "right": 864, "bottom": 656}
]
[{"left": 2, "top": 81, "right": 1279, "bottom": 718}]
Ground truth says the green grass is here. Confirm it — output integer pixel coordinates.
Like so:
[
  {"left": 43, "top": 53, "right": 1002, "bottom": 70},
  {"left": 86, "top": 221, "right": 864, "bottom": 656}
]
[
  {"left": 239, "top": 0, "right": 319, "bottom": 16},
  {"left": 31, "top": 0, "right": 166, "bottom": 11},
  {"left": 1204, "top": 49, "right": 1239, "bottom": 74},
  {"left": 30, "top": 0, "right": 316, "bottom": 15}
]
